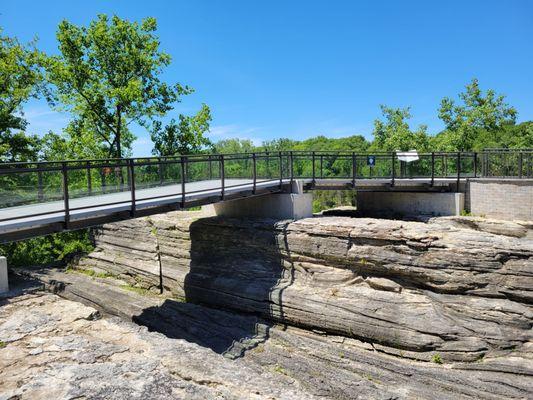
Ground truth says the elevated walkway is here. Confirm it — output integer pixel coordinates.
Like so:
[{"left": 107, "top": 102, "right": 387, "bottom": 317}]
[{"left": 0, "top": 149, "right": 530, "bottom": 242}]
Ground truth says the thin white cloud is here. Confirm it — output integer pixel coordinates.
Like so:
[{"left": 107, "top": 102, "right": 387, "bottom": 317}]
[
  {"left": 22, "top": 105, "right": 70, "bottom": 136},
  {"left": 209, "top": 124, "right": 263, "bottom": 146}
]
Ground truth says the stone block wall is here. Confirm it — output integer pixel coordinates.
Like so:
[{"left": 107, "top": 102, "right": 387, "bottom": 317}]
[{"left": 467, "top": 179, "right": 533, "bottom": 221}]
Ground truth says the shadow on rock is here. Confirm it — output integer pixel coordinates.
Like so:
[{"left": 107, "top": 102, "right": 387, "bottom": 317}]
[
  {"left": 133, "top": 299, "right": 271, "bottom": 359},
  {"left": 134, "top": 217, "right": 295, "bottom": 359}
]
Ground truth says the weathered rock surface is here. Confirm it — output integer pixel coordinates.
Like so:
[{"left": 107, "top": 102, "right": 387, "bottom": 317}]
[
  {"left": 0, "top": 293, "right": 311, "bottom": 400},
  {"left": 2, "top": 278, "right": 532, "bottom": 400},
  {"left": 77, "top": 212, "right": 533, "bottom": 364}
]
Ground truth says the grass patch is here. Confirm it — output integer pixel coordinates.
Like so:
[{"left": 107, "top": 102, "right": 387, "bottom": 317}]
[
  {"left": 272, "top": 364, "right": 289, "bottom": 376},
  {"left": 431, "top": 353, "right": 443, "bottom": 364},
  {"left": 119, "top": 284, "right": 152, "bottom": 296},
  {"left": 66, "top": 266, "right": 116, "bottom": 279},
  {"left": 0, "top": 341, "right": 6, "bottom": 348}
]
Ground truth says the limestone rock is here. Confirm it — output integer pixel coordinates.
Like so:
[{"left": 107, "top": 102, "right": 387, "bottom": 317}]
[{"left": 76, "top": 212, "right": 533, "bottom": 363}]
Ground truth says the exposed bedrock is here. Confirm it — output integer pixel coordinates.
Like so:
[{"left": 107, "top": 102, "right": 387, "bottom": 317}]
[{"left": 77, "top": 212, "right": 533, "bottom": 362}]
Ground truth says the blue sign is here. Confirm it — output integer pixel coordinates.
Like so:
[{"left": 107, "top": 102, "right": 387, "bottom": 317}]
[{"left": 367, "top": 155, "right": 376, "bottom": 166}]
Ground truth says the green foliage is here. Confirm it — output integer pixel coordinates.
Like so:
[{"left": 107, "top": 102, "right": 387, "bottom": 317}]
[
  {"left": 43, "top": 14, "right": 192, "bottom": 158},
  {"left": 213, "top": 138, "right": 255, "bottom": 154},
  {"left": 437, "top": 78, "right": 517, "bottom": 151},
  {"left": 431, "top": 353, "right": 443, "bottom": 364},
  {"left": 151, "top": 104, "right": 212, "bottom": 156},
  {"left": 0, "top": 230, "right": 93, "bottom": 267},
  {"left": 0, "top": 29, "right": 44, "bottom": 162},
  {"left": 372, "top": 105, "right": 429, "bottom": 152},
  {"left": 312, "top": 190, "right": 355, "bottom": 213}
]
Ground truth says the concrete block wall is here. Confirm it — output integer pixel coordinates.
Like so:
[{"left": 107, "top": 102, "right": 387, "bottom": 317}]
[
  {"left": 357, "top": 191, "right": 465, "bottom": 217},
  {"left": 467, "top": 179, "right": 533, "bottom": 221}
]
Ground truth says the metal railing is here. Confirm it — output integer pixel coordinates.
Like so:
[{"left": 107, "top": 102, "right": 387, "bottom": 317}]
[{"left": 0, "top": 149, "right": 531, "bottom": 228}]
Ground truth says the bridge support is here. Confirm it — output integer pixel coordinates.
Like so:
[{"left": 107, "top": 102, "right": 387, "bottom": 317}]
[
  {"left": 206, "top": 180, "right": 313, "bottom": 220},
  {"left": 357, "top": 191, "right": 465, "bottom": 217},
  {"left": 0, "top": 256, "right": 8, "bottom": 293}
]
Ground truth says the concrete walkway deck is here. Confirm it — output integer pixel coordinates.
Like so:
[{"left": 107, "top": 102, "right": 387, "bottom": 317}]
[{"left": 0, "top": 177, "right": 462, "bottom": 242}]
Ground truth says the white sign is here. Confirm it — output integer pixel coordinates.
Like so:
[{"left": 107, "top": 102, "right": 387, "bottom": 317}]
[{"left": 396, "top": 150, "right": 419, "bottom": 163}]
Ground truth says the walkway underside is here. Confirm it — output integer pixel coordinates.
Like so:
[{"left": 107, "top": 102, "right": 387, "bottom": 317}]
[{"left": 0, "top": 177, "right": 459, "bottom": 242}]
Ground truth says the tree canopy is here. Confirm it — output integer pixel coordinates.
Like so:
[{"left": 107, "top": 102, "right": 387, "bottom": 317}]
[
  {"left": 371, "top": 106, "right": 429, "bottom": 152},
  {"left": 44, "top": 15, "right": 192, "bottom": 158},
  {"left": 0, "top": 29, "right": 43, "bottom": 162},
  {"left": 151, "top": 104, "right": 212, "bottom": 156},
  {"left": 436, "top": 78, "right": 517, "bottom": 151}
]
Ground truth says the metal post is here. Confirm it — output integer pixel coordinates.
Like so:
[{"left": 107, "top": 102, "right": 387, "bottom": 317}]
[
  {"left": 289, "top": 151, "right": 294, "bottom": 184},
  {"left": 129, "top": 159, "right": 136, "bottom": 217},
  {"left": 352, "top": 152, "right": 356, "bottom": 187},
  {"left": 431, "top": 152, "right": 435, "bottom": 187},
  {"left": 62, "top": 162, "right": 70, "bottom": 229},
  {"left": 86, "top": 161, "right": 92, "bottom": 195},
  {"left": 37, "top": 170, "right": 44, "bottom": 201},
  {"left": 220, "top": 154, "right": 225, "bottom": 200},
  {"left": 180, "top": 156, "right": 186, "bottom": 208},
  {"left": 208, "top": 155, "right": 213, "bottom": 180},
  {"left": 320, "top": 154, "right": 323, "bottom": 179},
  {"left": 312, "top": 151, "right": 316, "bottom": 185},
  {"left": 158, "top": 157, "right": 164, "bottom": 185},
  {"left": 279, "top": 151, "right": 283, "bottom": 190},
  {"left": 252, "top": 152, "right": 257, "bottom": 194},
  {"left": 456, "top": 152, "right": 461, "bottom": 190},
  {"left": 391, "top": 152, "right": 395, "bottom": 187},
  {"left": 518, "top": 152, "right": 523, "bottom": 179},
  {"left": 473, "top": 153, "right": 478, "bottom": 178}
]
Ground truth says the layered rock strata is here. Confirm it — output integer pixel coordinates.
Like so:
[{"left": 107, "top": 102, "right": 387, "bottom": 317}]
[{"left": 77, "top": 212, "right": 533, "bottom": 363}]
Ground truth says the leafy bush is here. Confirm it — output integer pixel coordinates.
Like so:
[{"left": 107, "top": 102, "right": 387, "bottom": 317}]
[{"left": 0, "top": 229, "right": 94, "bottom": 267}]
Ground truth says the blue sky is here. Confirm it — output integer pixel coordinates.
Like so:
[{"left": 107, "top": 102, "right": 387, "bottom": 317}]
[{"left": 2, "top": 0, "right": 533, "bottom": 156}]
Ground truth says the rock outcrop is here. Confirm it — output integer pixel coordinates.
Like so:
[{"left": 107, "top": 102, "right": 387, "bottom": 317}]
[
  {"left": 77, "top": 212, "right": 533, "bottom": 364},
  {"left": 3, "top": 280, "right": 532, "bottom": 399}
]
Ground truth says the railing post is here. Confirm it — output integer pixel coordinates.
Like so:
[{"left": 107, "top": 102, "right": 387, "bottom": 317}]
[
  {"left": 208, "top": 155, "right": 213, "bottom": 180},
  {"left": 431, "top": 152, "right": 435, "bottom": 187},
  {"left": 61, "top": 162, "right": 70, "bottom": 229},
  {"left": 158, "top": 157, "right": 164, "bottom": 185},
  {"left": 220, "top": 154, "right": 225, "bottom": 200},
  {"left": 518, "top": 152, "right": 523, "bottom": 179},
  {"left": 352, "top": 152, "right": 356, "bottom": 187},
  {"left": 252, "top": 152, "right": 257, "bottom": 194},
  {"left": 180, "top": 156, "right": 186, "bottom": 208},
  {"left": 289, "top": 151, "right": 294, "bottom": 185},
  {"left": 129, "top": 158, "right": 136, "bottom": 217},
  {"left": 391, "top": 152, "right": 395, "bottom": 187},
  {"left": 456, "top": 152, "right": 461, "bottom": 190},
  {"left": 279, "top": 151, "right": 283, "bottom": 190},
  {"left": 37, "top": 169, "right": 44, "bottom": 201},
  {"left": 473, "top": 153, "right": 478, "bottom": 178},
  {"left": 86, "top": 161, "right": 92, "bottom": 195},
  {"left": 320, "top": 154, "right": 323, "bottom": 179},
  {"left": 312, "top": 151, "right": 316, "bottom": 185}
]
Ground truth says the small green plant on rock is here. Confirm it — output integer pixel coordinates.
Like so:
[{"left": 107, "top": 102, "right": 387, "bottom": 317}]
[
  {"left": 431, "top": 353, "right": 443, "bottom": 364},
  {"left": 0, "top": 341, "right": 6, "bottom": 348}
]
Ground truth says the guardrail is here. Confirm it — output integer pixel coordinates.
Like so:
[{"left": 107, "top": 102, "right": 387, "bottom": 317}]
[{"left": 0, "top": 149, "right": 531, "bottom": 228}]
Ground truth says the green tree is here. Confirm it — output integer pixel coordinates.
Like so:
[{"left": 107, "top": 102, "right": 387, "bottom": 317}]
[
  {"left": 44, "top": 15, "right": 192, "bottom": 158},
  {"left": 151, "top": 104, "right": 212, "bottom": 156},
  {"left": 437, "top": 78, "right": 517, "bottom": 151},
  {"left": 213, "top": 138, "right": 255, "bottom": 154},
  {"left": 372, "top": 105, "right": 429, "bottom": 152},
  {"left": 0, "top": 29, "right": 43, "bottom": 162}
]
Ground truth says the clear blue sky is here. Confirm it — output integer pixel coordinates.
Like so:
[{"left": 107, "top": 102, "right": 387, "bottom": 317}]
[{"left": 3, "top": 0, "right": 533, "bottom": 156}]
